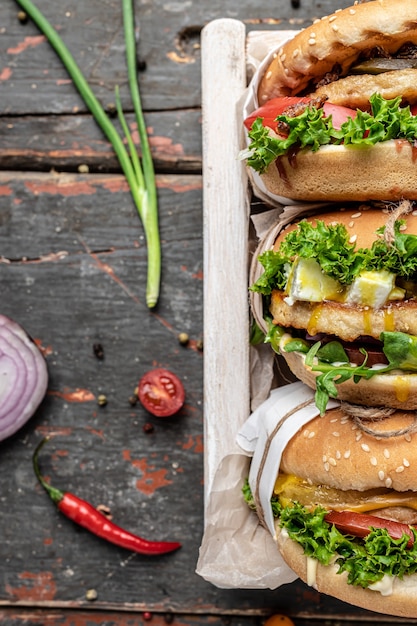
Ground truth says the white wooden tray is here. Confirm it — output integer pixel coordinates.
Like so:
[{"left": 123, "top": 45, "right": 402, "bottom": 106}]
[
  {"left": 201, "top": 19, "right": 250, "bottom": 503},
  {"left": 198, "top": 22, "right": 307, "bottom": 590},
  {"left": 201, "top": 20, "right": 295, "bottom": 505}
]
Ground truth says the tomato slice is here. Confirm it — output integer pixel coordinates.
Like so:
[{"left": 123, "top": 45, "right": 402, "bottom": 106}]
[
  {"left": 138, "top": 368, "right": 185, "bottom": 417},
  {"left": 243, "top": 97, "right": 357, "bottom": 131},
  {"left": 325, "top": 510, "right": 414, "bottom": 548},
  {"left": 322, "top": 102, "right": 357, "bottom": 129},
  {"left": 243, "top": 96, "right": 311, "bottom": 130}
]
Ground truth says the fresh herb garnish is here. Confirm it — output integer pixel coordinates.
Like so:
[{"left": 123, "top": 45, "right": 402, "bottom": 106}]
[
  {"left": 283, "top": 331, "right": 417, "bottom": 414},
  {"left": 246, "top": 94, "right": 417, "bottom": 174}
]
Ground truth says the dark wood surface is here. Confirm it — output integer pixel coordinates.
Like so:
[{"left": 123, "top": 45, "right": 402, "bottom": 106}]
[{"left": 0, "top": 1, "right": 413, "bottom": 625}]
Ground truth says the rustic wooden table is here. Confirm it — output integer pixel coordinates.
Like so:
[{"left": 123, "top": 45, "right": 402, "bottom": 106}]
[{"left": 0, "top": 1, "right": 414, "bottom": 625}]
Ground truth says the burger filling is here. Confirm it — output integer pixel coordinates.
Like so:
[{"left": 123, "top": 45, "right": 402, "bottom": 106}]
[
  {"left": 274, "top": 473, "right": 417, "bottom": 524},
  {"left": 251, "top": 213, "right": 417, "bottom": 413},
  {"left": 243, "top": 42, "right": 417, "bottom": 174},
  {"left": 244, "top": 93, "right": 417, "bottom": 174},
  {"left": 243, "top": 477, "right": 417, "bottom": 591}
]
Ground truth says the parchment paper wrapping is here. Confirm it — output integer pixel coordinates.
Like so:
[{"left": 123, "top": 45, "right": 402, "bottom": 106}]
[
  {"left": 241, "top": 37, "right": 297, "bottom": 208},
  {"left": 197, "top": 378, "right": 340, "bottom": 589},
  {"left": 196, "top": 30, "right": 331, "bottom": 589},
  {"left": 196, "top": 204, "right": 333, "bottom": 589}
]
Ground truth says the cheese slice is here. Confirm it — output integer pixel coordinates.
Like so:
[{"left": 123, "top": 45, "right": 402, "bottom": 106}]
[
  {"left": 274, "top": 473, "right": 417, "bottom": 513},
  {"left": 285, "top": 258, "right": 342, "bottom": 304},
  {"left": 345, "top": 269, "right": 403, "bottom": 309}
]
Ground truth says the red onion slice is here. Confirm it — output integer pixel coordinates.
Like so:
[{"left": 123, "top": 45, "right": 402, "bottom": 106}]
[{"left": 0, "top": 315, "right": 48, "bottom": 441}]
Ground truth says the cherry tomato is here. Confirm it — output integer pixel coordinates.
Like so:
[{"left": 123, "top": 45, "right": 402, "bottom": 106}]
[
  {"left": 264, "top": 614, "right": 295, "bottom": 626},
  {"left": 137, "top": 368, "right": 185, "bottom": 417}
]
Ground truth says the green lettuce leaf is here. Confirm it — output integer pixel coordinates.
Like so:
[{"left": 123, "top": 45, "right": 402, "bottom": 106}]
[
  {"left": 381, "top": 331, "right": 417, "bottom": 369},
  {"left": 246, "top": 93, "right": 417, "bottom": 174},
  {"left": 242, "top": 481, "right": 417, "bottom": 589},
  {"left": 251, "top": 215, "right": 417, "bottom": 295},
  {"left": 258, "top": 330, "right": 417, "bottom": 415}
]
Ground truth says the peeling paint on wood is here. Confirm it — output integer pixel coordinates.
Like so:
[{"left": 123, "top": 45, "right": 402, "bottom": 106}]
[{"left": 48, "top": 389, "right": 96, "bottom": 402}]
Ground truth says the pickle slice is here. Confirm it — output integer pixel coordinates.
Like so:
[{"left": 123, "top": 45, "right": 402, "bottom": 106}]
[{"left": 351, "top": 57, "right": 417, "bottom": 74}]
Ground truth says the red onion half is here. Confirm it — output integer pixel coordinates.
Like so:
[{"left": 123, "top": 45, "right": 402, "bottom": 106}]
[{"left": 0, "top": 315, "right": 48, "bottom": 442}]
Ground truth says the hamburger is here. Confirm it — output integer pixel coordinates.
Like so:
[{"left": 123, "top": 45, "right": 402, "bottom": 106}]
[
  {"left": 243, "top": 0, "right": 417, "bottom": 202},
  {"left": 250, "top": 202, "right": 417, "bottom": 413},
  {"left": 243, "top": 403, "right": 417, "bottom": 617}
]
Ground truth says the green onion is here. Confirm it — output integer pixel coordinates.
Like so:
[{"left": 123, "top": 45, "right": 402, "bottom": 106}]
[{"left": 15, "top": 0, "right": 161, "bottom": 308}]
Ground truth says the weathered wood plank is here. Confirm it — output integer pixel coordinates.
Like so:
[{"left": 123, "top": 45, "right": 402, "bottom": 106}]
[
  {"left": 201, "top": 19, "right": 249, "bottom": 499},
  {"left": 0, "top": 170, "right": 206, "bottom": 610},
  {"left": 0, "top": 607, "right": 414, "bottom": 626},
  {"left": 2, "top": 0, "right": 350, "bottom": 115},
  {"left": 0, "top": 110, "right": 202, "bottom": 174}
]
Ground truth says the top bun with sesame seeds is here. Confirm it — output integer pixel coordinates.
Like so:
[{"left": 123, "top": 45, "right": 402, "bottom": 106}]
[
  {"left": 243, "top": 0, "right": 417, "bottom": 202},
  {"left": 250, "top": 201, "right": 417, "bottom": 412},
  {"left": 280, "top": 405, "right": 417, "bottom": 497},
  {"left": 258, "top": 0, "right": 417, "bottom": 105},
  {"left": 266, "top": 403, "right": 417, "bottom": 618}
]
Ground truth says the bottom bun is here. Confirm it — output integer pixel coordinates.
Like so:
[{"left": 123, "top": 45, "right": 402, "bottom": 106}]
[
  {"left": 282, "top": 349, "right": 417, "bottom": 410},
  {"left": 259, "top": 140, "right": 417, "bottom": 202},
  {"left": 276, "top": 526, "right": 417, "bottom": 618}
]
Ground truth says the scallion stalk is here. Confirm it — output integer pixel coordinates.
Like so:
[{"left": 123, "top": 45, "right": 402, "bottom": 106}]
[
  {"left": 15, "top": 0, "right": 161, "bottom": 308},
  {"left": 122, "top": 0, "right": 160, "bottom": 309}
]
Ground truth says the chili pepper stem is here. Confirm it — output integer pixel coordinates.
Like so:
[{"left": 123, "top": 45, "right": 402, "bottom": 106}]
[{"left": 33, "top": 437, "right": 64, "bottom": 505}]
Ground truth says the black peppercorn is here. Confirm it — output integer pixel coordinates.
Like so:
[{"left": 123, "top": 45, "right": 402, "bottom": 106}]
[{"left": 93, "top": 343, "right": 104, "bottom": 360}]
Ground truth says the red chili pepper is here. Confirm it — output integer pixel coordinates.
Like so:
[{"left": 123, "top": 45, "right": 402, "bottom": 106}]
[{"left": 33, "top": 437, "right": 181, "bottom": 556}]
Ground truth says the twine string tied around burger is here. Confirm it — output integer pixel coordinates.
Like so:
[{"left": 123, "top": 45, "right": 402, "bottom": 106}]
[
  {"left": 237, "top": 381, "right": 339, "bottom": 538},
  {"left": 341, "top": 401, "right": 417, "bottom": 439},
  {"left": 384, "top": 199, "right": 414, "bottom": 245},
  {"left": 252, "top": 396, "right": 315, "bottom": 530}
]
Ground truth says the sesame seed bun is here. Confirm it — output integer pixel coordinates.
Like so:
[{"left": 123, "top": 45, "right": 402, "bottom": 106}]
[
  {"left": 280, "top": 405, "right": 417, "bottom": 492},
  {"left": 258, "top": 0, "right": 417, "bottom": 104},
  {"left": 250, "top": 203, "right": 417, "bottom": 409},
  {"left": 249, "top": 0, "right": 417, "bottom": 202},
  {"left": 273, "top": 405, "right": 417, "bottom": 617}
]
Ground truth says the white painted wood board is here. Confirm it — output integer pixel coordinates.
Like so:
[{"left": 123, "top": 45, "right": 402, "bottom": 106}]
[{"left": 201, "top": 21, "right": 296, "bottom": 511}]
